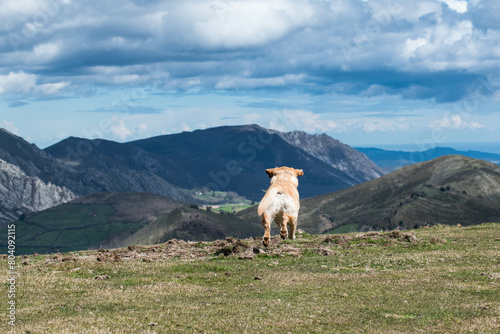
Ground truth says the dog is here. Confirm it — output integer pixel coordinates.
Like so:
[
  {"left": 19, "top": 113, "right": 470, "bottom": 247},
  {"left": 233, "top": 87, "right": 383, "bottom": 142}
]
[{"left": 257, "top": 166, "right": 304, "bottom": 247}]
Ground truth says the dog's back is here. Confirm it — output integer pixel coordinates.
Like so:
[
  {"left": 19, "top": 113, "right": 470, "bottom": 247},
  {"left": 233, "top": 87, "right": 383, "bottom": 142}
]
[{"left": 258, "top": 182, "right": 299, "bottom": 217}]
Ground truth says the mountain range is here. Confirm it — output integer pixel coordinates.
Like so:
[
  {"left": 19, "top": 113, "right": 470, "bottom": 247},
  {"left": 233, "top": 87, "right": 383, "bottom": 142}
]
[
  {"left": 46, "top": 125, "right": 384, "bottom": 200},
  {"left": 0, "top": 125, "right": 384, "bottom": 224},
  {"left": 2, "top": 124, "right": 500, "bottom": 255},
  {"left": 3, "top": 154, "right": 500, "bottom": 254},
  {"left": 357, "top": 146, "right": 500, "bottom": 172}
]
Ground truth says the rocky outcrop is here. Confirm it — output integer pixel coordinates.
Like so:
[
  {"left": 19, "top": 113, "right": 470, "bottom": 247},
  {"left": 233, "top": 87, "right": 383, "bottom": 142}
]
[
  {"left": 273, "top": 130, "right": 385, "bottom": 184},
  {"left": 0, "top": 159, "right": 75, "bottom": 224}
]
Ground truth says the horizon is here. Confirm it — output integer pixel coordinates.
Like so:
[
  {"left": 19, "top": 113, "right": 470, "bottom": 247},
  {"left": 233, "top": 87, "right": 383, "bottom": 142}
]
[{"left": 1, "top": 0, "right": 499, "bottom": 151}]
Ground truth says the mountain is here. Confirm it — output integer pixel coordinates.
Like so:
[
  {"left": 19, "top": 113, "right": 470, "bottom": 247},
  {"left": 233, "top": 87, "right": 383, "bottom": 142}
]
[
  {"left": 0, "top": 125, "right": 383, "bottom": 224},
  {"left": 357, "top": 146, "right": 500, "bottom": 172},
  {"left": 0, "top": 158, "right": 75, "bottom": 224},
  {"left": 41, "top": 137, "right": 189, "bottom": 201},
  {"left": 100, "top": 124, "right": 383, "bottom": 200},
  {"left": 238, "top": 155, "right": 500, "bottom": 233},
  {"left": 274, "top": 130, "right": 383, "bottom": 182},
  {"left": 0, "top": 192, "right": 261, "bottom": 254},
  {"left": 0, "top": 128, "right": 72, "bottom": 185}
]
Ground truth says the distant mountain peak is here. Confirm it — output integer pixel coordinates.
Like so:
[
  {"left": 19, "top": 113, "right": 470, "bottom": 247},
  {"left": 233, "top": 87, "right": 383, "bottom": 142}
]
[{"left": 267, "top": 127, "right": 385, "bottom": 182}]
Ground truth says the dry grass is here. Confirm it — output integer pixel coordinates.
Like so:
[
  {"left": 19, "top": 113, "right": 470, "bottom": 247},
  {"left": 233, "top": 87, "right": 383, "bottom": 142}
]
[{"left": 2, "top": 223, "right": 500, "bottom": 333}]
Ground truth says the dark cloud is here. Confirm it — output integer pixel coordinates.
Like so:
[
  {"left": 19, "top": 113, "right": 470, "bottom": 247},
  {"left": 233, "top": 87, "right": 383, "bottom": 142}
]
[{"left": 0, "top": 0, "right": 498, "bottom": 105}]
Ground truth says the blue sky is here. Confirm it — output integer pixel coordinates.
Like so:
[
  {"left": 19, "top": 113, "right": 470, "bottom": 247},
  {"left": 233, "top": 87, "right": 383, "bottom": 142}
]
[{"left": 1, "top": 0, "right": 499, "bottom": 150}]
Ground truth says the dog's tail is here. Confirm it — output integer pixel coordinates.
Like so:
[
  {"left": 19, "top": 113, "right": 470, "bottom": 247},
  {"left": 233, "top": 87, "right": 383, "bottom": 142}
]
[{"left": 257, "top": 187, "right": 280, "bottom": 216}]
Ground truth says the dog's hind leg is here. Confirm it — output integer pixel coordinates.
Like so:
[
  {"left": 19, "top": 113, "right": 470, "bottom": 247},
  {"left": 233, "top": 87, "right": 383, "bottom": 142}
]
[
  {"left": 280, "top": 214, "right": 289, "bottom": 240},
  {"left": 287, "top": 215, "right": 297, "bottom": 240},
  {"left": 261, "top": 214, "right": 272, "bottom": 247}
]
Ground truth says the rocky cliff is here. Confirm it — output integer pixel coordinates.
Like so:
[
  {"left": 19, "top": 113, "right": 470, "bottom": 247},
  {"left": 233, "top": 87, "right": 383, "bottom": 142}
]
[
  {"left": 0, "top": 159, "right": 75, "bottom": 224},
  {"left": 274, "top": 130, "right": 385, "bottom": 184}
]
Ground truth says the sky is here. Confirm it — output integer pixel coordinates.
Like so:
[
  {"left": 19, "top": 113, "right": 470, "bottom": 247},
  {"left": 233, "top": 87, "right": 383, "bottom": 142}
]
[{"left": 1, "top": 0, "right": 500, "bottom": 151}]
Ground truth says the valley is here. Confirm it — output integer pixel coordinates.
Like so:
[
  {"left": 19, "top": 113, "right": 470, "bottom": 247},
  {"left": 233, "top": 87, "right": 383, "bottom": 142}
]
[{"left": 1, "top": 125, "right": 500, "bottom": 256}]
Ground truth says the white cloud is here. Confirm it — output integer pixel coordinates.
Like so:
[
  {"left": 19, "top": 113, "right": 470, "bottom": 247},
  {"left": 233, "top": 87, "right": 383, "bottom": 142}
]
[
  {"left": 439, "top": 0, "right": 468, "bottom": 13},
  {"left": 2, "top": 120, "right": 20, "bottom": 136},
  {"left": 268, "top": 110, "right": 339, "bottom": 133},
  {"left": 166, "top": 0, "right": 316, "bottom": 50},
  {"left": 402, "top": 38, "right": 428, "bottom": 60},
  {"left": 0, "top": 71, "right": 68, "bottom": 95},
  {"left": 398, "top": 20, "right": 478, "bottom": 71},
  {"left": 431, "top": 114, "right": 484, "bottom": 129},
  {"left": 215, "top": 74, "right": 304, "bottom": 90},
  {"left": 34, "top": 81, "right": 69, "bottom": 95},
  {"left": 33, "top": 42, "right": 61, "bottom": 62},
  {"left": 0, "top": 72, "right": 36, "bottom": 95},
  {"left": 1, "top": 0, "right": 499, "bottom": 106},
  {"left": 111, "top": 119, "right": 132, "bottom": 140}
]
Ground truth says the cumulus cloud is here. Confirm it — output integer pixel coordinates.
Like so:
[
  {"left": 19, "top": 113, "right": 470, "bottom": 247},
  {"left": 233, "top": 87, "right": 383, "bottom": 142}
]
[
  {"left": 183, "top": 0, "right": 315, "bottom": 49},
  {"left": 0, "top": 0, "right": 499, "bottom": 105},
  {"left": 111, "top": 119, "right": 133, "bottom": 140},
  {"left": 268, "top": 110, "right": 339, "bottom": 133},
  {"left": 431, "top": 114, "right": 485, "bottom": 129},
  {"left": 0, "top": 72, "right": 36, "bottom": 94},
  {"left": 0, "top": 71, "right": 67, "bottom": 96},
  {"left": 439, "top": 0, "right": 468, "bottom": 13}
]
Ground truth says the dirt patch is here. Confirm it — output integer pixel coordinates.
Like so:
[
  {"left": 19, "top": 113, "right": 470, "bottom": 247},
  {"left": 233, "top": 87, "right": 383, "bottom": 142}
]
[
  {"left": 481, "top": 272, "right": 500, "bottom": 280},
  {"left": 389, "top": 230, "right": 418, "bottom": 243},
  {"left": 430, "top": 237, "right": 447, "bottom": 244},
  {"left": 322, "top": 235, "right": 353, "bottom": 245},
  {"left": 322, "top": 230, "right": 419, "bottom": 247},
  {"left": 215, "top": 237, "right": 251, "bottom": 256},
  {"left": 93, "top": 275, "right": 111, "bottom": 280},
  {"left": 38, "top": 230, "right": 424, "bottom": 264}
]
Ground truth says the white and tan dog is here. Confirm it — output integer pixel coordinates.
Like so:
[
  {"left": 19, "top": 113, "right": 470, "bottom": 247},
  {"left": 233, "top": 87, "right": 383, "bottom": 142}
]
[{"left": 257, "top": 166, "right": 304, "bottom": 247}]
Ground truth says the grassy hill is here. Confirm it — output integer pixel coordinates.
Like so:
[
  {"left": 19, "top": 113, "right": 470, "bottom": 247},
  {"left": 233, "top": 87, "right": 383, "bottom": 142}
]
[
  {"left": 0, "top": 192, "right": 261, "bottom": 255},
  {"left": 4, "top": 223, "right": 499, "bottom": 333},
  {"left": 120, "top": 206, "right": 262, "bottom": 247},
  {"left": 0, "top": 192, "right": 187, "bottom": 254},
  {"left": 239, "top": 155, "right": 500, "bottom": 234}
]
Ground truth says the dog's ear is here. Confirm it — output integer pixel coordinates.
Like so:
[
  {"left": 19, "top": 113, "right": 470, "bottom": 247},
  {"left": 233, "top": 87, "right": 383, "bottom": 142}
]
[
  {"left": 265, "top": 168, "right": 276, "bottom": 178},
  {"left": 295, "top": 169, "right": 304, "bottom": 177}
]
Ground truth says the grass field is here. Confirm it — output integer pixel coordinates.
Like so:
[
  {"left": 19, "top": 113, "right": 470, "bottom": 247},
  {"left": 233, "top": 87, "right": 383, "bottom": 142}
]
[
  {"left": 0, "top": 204, "right": 143, "bottom": 255},
  {"left": 215, "top": 204, "right": 254, "bottom": 214},
  {"left": 2, "top": 223, "right": 499, "bottom": 333}
]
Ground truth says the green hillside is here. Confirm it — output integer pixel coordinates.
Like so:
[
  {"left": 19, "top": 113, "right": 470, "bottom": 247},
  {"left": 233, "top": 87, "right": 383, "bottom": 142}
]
[
  {"left": 239, "top": 155, "right": 500, "bottom": 234},
  {"left": 4, "top": 223, "right": 499, "bottom": 333},
  {"left": 0, "top": 192, "right": 186, "bottom": 254},
  {"left": 120, "top": 206, "right": 262, "bottom": 247},
  {"left": 0, "top": 192, "right": 261, "bottom": 255}
]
